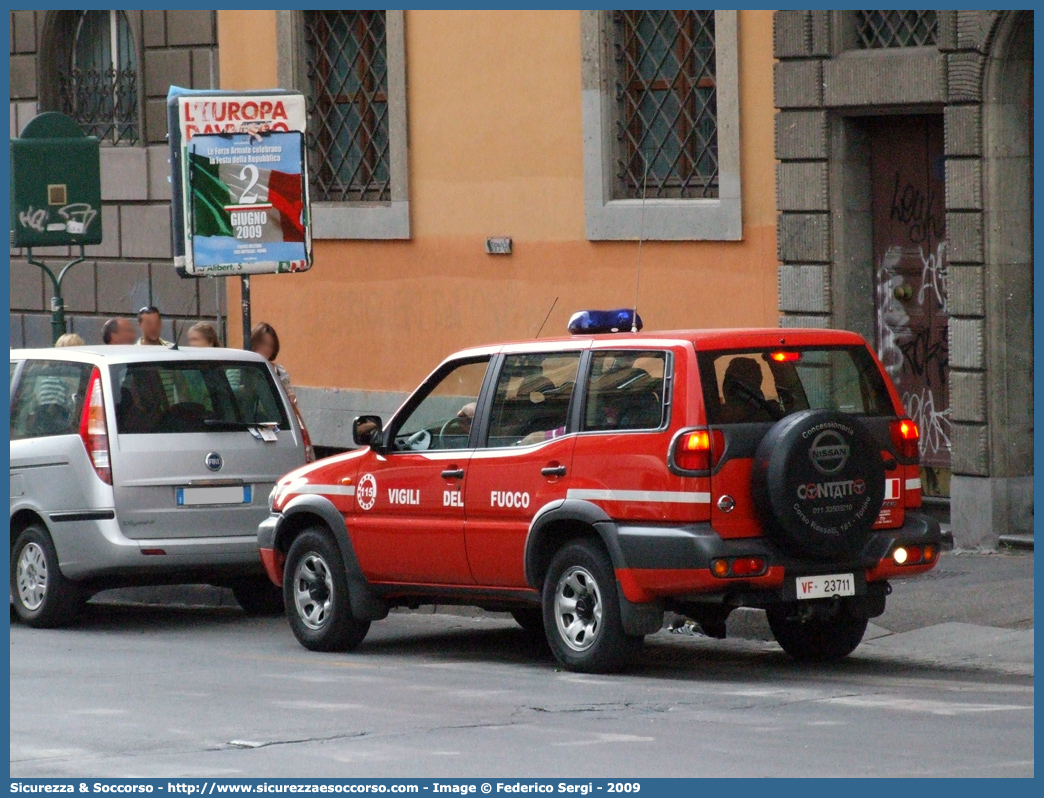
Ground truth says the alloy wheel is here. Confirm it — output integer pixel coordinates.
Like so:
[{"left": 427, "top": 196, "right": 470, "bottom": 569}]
[
  {"left": 554, "top": 565, "right": 603, "bottom": 651},
  {"left": 293, "top": 552, "right": 334, "bottom": 630}
]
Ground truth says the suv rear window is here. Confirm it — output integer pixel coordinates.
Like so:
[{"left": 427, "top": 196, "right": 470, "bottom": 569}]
[
  {"left": 111, "top": 361, "right": 289, "bottom": 434},
  {"left": 582, "top": 350, "right": 669, "bottom": 432},
  {"left": 698, "top": 346, "right": 894, "bottom": 425}
]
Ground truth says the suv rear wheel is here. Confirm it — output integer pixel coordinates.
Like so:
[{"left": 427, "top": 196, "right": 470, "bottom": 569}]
[
  {"left": 542, "top": 539, "right": 642, "bottom": 673},
  {"left": 767, "top": 603, "right": 868, "bottom": 662},
  {"left": 284, "top": 529, "right": 370, "bottom": 652},
  {"left": 10, "top": 525, "right": 84, "bottom": 628}
]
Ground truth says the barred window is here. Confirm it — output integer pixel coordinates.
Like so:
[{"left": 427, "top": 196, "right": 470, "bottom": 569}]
[
  {"left": 304, "top": 10, "right": 390, "bottom": 203},
  {"left": 855, "top": 11, "right": 938, "bottom": 48},
  {"left": 57, "top": 10, "right": 138, "bottom": 145},
  {"left": 613, "top": 10, "right": 717, "bottom": 200}
]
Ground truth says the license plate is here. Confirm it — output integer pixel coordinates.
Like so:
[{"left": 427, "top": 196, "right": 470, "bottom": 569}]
[
  {"left": 177, "top": 486, "right": 252, "bottom": 506},
  {"left": 794, "top": 573, "right": 855, "bottom": 600}
]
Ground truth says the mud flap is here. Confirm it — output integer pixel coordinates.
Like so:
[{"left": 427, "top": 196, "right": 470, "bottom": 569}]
[{"left": 617, "top": 581, "right": 663, "bottom": 636}]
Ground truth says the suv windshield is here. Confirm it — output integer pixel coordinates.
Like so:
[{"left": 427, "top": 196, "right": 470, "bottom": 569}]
[
  {"left": 698, "top": 345, "right": 894, "bottom": 425},
  {"left": 111, "top": 361, "right": 289, "bottom": 434}
]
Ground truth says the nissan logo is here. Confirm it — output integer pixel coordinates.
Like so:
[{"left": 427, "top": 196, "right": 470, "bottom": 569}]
[
  {"left": 809, "top": 430, "right": 850, "bottom": 475},
  {"left": 205, "top": 452, "right": 223, "bottom": 472}
]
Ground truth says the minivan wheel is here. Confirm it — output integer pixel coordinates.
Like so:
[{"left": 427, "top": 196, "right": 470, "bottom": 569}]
[
  {"left": 10, "top": 525, "right": 84, "bottom": 628},
  {"left": 542, "top": 539, "right": 642, "bottom": 673},
  {"left": 767, "top": 603, "right": 868, "bottom": 662},
  {"left": 284, "top": 529, "right": 369, "bottom": 652},
  {"left": 231, "top": 576, "right": 285, "bottom": 617}
]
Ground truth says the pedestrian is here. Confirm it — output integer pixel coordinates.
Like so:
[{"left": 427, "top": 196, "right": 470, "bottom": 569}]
[
  {"left": 102, "top": 317, "right": 137, "bottom": 345},
  {"left": 35, "top": 333, "right": 85, "bottom": 414},
  {"left": 187, "top": 321, "right": 220, "bottom": 347},
  {"left": 250, "top": 322, "right": 295, "bottom": 401},
  {"left": 54, "top": 333, "right": 85, "bottom": 347},
  {"left": 136, "top": 306, "right": 171, "bottom": 346}
]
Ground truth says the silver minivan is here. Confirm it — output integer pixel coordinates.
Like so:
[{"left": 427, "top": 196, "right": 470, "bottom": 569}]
[{"left": 9, "top": 346, "right": 313, "bottom": 626}]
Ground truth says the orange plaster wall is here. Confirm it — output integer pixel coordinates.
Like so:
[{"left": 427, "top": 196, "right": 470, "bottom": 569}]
[{"left": 216, "top": 10, "right": 779, "bottom": 393}]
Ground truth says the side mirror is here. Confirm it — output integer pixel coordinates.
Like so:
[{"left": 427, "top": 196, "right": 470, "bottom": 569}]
[{"left": 353, "top": 415, "right": 383, "bottom": 449}]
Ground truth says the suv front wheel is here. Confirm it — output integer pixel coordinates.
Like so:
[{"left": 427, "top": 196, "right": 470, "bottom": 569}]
[
  {"left": 542, "top": 539, "right": 642, "bottom": 673},
  {"left": 284, "top": 529, "right": 370, "bottom": 652},
  {"left": 767, "top": 603, "right": 868, "bottom": 662}
]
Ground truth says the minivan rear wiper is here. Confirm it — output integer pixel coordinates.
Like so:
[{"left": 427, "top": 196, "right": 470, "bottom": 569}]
[{"left": 203, "top": 419, "right": 279, "bottom": 430}]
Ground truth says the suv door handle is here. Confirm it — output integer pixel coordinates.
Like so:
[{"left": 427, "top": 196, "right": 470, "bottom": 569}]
[
  {"left": 441, "top": 468, "right": 465, "bottom": 479},
  {"left": 541, "top": 465, "right": 567, "bottom": 477}
]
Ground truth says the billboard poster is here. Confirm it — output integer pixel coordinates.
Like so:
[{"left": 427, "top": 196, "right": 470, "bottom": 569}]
[
  {"left": 168, "top": 88, "right": 312, "bottom": 276},
  {"left": 188, "top": 132, "right": 308, "bottom": 271}
]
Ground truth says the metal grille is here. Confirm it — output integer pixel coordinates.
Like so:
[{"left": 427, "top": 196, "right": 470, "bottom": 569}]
[
  {"left": 613, "top": 10, "right": 717, "bottom": 199},
  {"left": 304, "top": 10, "right": 390, "bottom": 203},
  {"left": 856, "top": 11, "right": 938, "bottom": 48},
  {"left": 57, "top": 10, "right": 138, "bottom": 145}
]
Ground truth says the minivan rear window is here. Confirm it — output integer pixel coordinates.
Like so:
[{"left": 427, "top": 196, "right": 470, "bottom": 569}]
[
  {"left": 10, "top": 360, "right": 93, "bottom": 440},
  {"left": 697, "top": 346, "right": 894, "bottom": 425},
  {"left": 111, "top": 361, "right": 289, "bottom": 434}
]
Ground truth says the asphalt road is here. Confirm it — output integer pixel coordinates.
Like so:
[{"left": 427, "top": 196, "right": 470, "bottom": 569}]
[{"left": 10, "top": 555, "right": 1035, "bottom": 779}]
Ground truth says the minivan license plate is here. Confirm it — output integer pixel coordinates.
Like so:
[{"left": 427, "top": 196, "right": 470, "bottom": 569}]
[
  {"left": 177, "top": 486, "right": 252, "bottom": 506},
  {"left": 794, "top": 573, "right": 855, "bottom": 600}
]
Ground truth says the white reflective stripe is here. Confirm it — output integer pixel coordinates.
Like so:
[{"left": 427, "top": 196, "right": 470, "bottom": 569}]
[
  {"left": 288, "top": 484, "right": 356, "bottom": 496},
  {"left": 566, "top": 489, "right": 711, "bottom": 504},
  {"left": 905, "top": 478, "right": 922, "bottom": 491}
]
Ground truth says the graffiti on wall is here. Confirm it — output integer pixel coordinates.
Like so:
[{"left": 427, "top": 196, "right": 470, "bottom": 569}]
[
  {"left": 870, "top": 116, "right": 950, "bottom": 479},
  {"left": 876, "top": 243, "right": 951, "bottom": 459}
]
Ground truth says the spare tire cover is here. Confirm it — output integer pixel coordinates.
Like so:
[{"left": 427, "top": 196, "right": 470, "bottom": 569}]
[{"left": 751, "top": 410, "right": 886, "bottom": 560}]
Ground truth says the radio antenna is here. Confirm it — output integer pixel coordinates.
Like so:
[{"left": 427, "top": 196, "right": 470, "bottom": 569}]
[
  {"left": 631, "top": 153, "right": 649, "bottom": 333},
  {"left": 535, "top": 295, "right": 559, "bottom": 339}
]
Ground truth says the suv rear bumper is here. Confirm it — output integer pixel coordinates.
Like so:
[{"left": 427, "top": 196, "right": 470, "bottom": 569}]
[{"left": 604, "top": 511, "right": 942, "bottom": 605}]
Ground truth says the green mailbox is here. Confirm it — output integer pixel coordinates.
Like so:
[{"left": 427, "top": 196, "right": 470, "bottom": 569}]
[{"left": 10, "top": 112, "right": 102, "bottom": 248}]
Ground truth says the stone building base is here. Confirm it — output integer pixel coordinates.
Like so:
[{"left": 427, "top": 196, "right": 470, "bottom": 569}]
[{"left": 951, "top": 475, "right": 1034, "bottom": 549}]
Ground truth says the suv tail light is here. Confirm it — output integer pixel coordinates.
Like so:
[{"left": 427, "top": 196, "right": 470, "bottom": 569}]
[
  {"left": 891, "top": 418, "right": 920, "bottom": 460},
  {"left": 291, "top": 401, "right": 316, "bottom": 462},
  {"left": 79, "top": 368, "right": 111, "bottom": 484},
  {"left": 673, "top": 429, "right": 710, "bottom": 472}
]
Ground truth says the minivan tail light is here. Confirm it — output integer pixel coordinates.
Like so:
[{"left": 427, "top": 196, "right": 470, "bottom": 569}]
[
  {"left": 673, "top": 429, "right": 711, "bottom": 472},
  {"left": 891, "top": 418, "right": 920, "bottom": 460},
  {"left": 79, "top": 368, "right": 111, "bottom": 484},
  {"left": 291, "top": 401, "right": 316, "bottom": 463}
]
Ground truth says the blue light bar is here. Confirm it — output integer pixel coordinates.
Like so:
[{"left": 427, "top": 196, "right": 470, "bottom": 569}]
[{"left": 567, "top": 309, "right": 643, "bottom": 335}]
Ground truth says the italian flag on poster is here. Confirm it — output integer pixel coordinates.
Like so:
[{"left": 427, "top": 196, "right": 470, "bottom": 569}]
[{"left": 188, "top": 131, "right": 308, "bottom": 271}]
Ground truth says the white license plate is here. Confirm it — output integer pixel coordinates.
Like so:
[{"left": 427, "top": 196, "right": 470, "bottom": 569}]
[
  {"left": 794, "top": 573, "right": 855, "bottom": 600},
  {"left": 177, "top": 486, "right": 252, "bottom": 506}
]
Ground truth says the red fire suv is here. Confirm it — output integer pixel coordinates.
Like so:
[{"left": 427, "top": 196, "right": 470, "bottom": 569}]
[{"left": 259, "top": 312, "right": 941, "bottom": 673}]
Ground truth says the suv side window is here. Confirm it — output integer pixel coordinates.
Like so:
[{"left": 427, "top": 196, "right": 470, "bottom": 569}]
[
  {"left": 486, "top": 352, "right": 582, "bottom": 447},
  {"left": 583, "top": 350, "right": 668, "bottom": 432},
  {"left": 391, "top": 358, "right": 491, "bottom": 452},
  {"left": 11, "top": 360, "right": 93, "bottom": 440}
]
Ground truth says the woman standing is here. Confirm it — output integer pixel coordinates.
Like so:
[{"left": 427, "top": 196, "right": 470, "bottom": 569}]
[
  {"left": 187, "top": 322, "right": 220, "bottom": 347},
  {"left": 250, "top": 322, "right": 295, "bottom": 402}
]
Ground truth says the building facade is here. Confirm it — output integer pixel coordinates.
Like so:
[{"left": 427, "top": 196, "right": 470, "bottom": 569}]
[
  {"left": 10, "top": 10, "right": 225, "bottom": 346},
  {"left": 10, "top": 10, "right": 1032, "bottom": 547},
  {"left": 773, "top": 10, "right": 1033, "bottom": 546}
]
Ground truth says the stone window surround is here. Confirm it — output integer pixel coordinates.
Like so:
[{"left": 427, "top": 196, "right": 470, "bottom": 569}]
[
  {"left": 580, "top": 9, "right": 741, "bottom": 241},
  {"left": 276, "top": 9, "right": 410, "bottom": 240}
]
